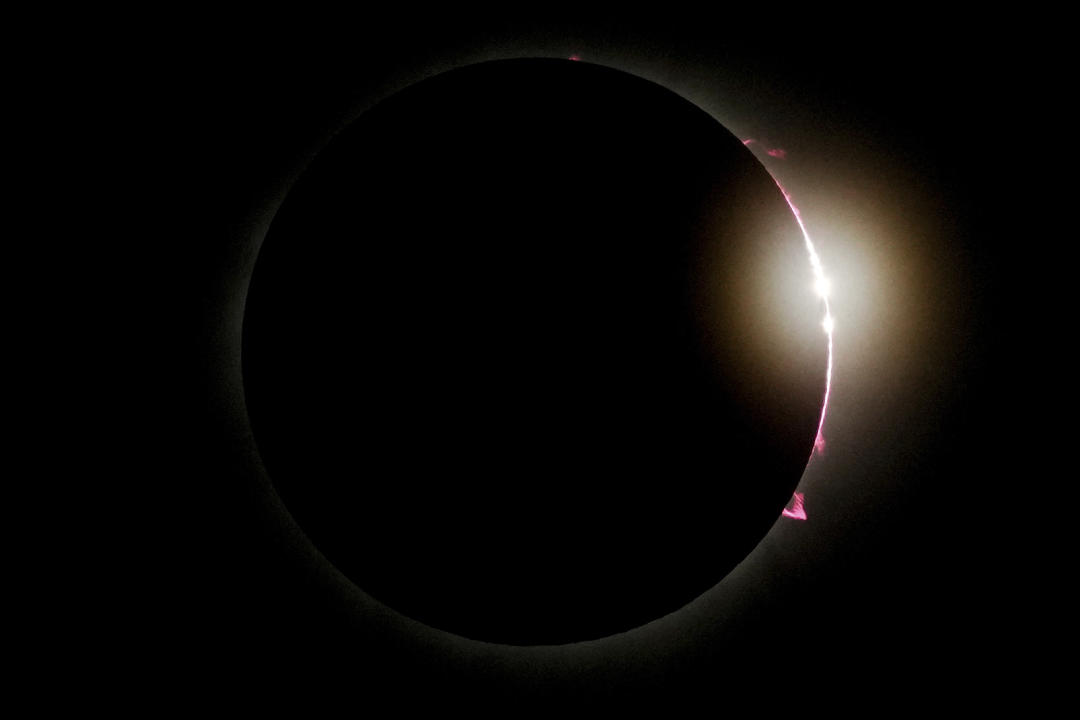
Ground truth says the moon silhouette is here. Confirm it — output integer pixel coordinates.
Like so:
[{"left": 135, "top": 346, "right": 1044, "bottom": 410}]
[{"left": 241, "top": 58, "right": 826, "bottom": 645}]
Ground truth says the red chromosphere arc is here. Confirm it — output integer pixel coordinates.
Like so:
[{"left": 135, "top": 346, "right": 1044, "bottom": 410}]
[
  {"left": 776, "top": 178, "right": 834, "bottom": 464},
  {"left": 742, "top": 139, "right": 835, "bottom": 522}
]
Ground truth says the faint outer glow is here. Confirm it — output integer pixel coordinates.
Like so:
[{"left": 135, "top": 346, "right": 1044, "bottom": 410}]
[{"left": 781, "top": 492, "right": 807, "bottom": 520}]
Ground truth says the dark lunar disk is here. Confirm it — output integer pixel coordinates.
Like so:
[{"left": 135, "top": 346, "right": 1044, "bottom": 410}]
[{"left": 242, "top": 58, "right": 825, "bottom": 645}]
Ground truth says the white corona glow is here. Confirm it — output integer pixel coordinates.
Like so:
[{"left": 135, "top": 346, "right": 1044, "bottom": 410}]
[{"left": 814, "top": 276, "right": 831, "bottom": 299}]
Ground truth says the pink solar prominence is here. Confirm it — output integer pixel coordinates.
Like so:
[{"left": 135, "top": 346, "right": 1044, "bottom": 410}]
[{"left": 781, "top": 492, "right": 807, "bottom": 520}]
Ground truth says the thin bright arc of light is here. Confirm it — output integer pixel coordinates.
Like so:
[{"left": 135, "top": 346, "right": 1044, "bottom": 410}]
[{"left": 774, "top": 180, "right": 834, "bottom": 461}]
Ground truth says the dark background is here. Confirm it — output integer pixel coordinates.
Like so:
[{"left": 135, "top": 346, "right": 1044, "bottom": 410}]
[{"left": 164, "top": 13, "right": 1044, "bottom": 708}]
